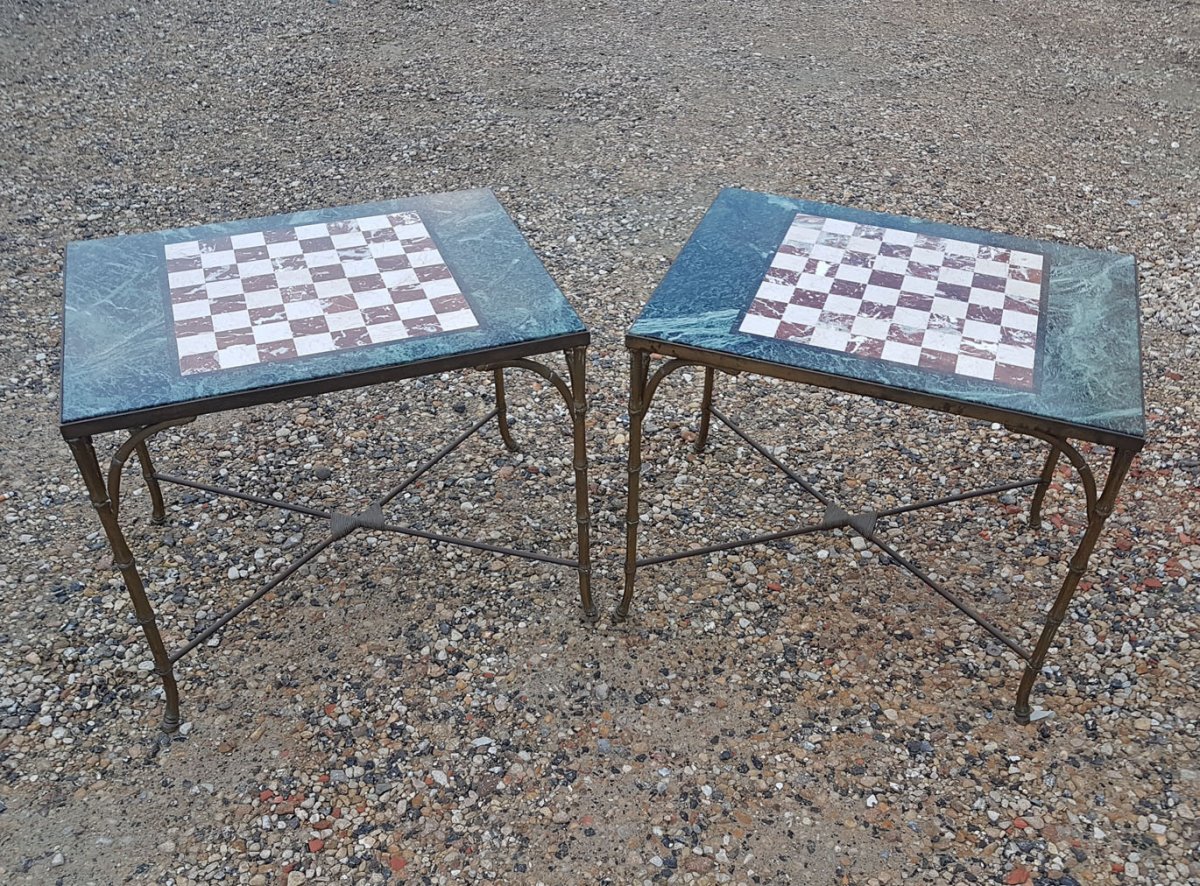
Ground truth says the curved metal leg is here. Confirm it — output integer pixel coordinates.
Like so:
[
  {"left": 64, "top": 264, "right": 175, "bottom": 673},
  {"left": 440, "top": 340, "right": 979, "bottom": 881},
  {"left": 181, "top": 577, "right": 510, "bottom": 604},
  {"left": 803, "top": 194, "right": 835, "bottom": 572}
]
[
  {"left": 481, "top": 352, "right": 596, "bottom": 620},
  {"left": 68, "top": 436, "right": 180, "bottom": 733},
  {"left": 493, "top": 368, "right": 519, "bottom": 452},
  {"left": 1015, "top": 447, "right": 1135, "bottom": 723},
  {"left": 564, "top": 348, "right": 596, "bottom": 621},
  {"left": 695, "top": 367, "right": 715, "bottom": 454},
  {"left": 1029, "top": 444, "right": 1060, "bottom": 527},
  {"left": 616, "top": 355, "right": 710, "bottom": 621},
  {"left": 135, "top": 441, "right": 167, "bottom": 524},
  {"left": 107, "top": 418, "right": 194, "bottom": 522},
  {"left": 1022, "top": 428, "right": 1098, "bottom": 520}
]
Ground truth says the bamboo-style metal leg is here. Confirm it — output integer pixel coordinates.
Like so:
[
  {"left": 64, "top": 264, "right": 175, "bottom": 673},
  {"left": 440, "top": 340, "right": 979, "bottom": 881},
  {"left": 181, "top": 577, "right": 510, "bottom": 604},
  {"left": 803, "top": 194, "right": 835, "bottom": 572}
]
[
  {"left": 616, "top": 350, "right": 652, "bottom": 621},
  {"left": 695, "top": 367, "right": 715, "bottom": 454},
  {"left": 1014, "top": 447, "right": 1135, "bottom": 723},
  {"left": 565, "top": 347, "right": 596, "bottom": 621},
  {"left": 483, "top": 351, "right": 598, "bottom": 620},
  {"left": 1029, "top": 444, "right": 1060, "bottom": 527},
  {"left": 68, "top": 436, "right": 181, "bottom": 733},
  {"left": 494, "top": 368, "right": 519, "bottom": 452},
  {"left": 135, "top": 441, "right": 167, "bottom": 524}
]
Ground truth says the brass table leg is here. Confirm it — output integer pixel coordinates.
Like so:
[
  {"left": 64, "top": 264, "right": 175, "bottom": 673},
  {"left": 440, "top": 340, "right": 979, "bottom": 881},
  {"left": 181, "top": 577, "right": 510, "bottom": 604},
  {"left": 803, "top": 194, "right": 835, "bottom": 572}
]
[
  {"left": 695, "top": 367, "right": 715, "bottom": 454},
  {"left": 1029, "top": 444, "right": 1061, "bottom": 527},
  {"left": 134, "top": 441, "right": 167, "bottom": 524},
  {"left": 482, "top": 349, "right": 598, "bottom": 620},
  {"left": 565, "top": 347, "right": 597, "bottom": 621},
  {"left": 616, "top": 351, "right": 651, "bottom": 621},
  {"left": 1015, "top": 446, "right": 1135, "bottom": 722},
  {"left": 67, "top": 436, "right": 181, "bottom": 733},
  {"left": 493, "top": 368, "right": 519, "bottom": 453}
]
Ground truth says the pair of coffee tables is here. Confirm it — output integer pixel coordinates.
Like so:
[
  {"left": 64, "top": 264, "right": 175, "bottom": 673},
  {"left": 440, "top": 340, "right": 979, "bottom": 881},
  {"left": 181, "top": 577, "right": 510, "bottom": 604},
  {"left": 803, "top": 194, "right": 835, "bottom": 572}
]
[{"left": 60, "top": 188, "right": 1145, "bottom": 730}]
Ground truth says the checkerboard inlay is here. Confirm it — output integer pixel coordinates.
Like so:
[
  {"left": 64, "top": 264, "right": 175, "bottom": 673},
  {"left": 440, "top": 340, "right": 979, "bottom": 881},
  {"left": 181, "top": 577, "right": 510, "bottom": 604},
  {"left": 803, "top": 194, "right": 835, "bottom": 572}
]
[
  {"left": 164, "top": 212, "right": 479, "bottom": 376},
  {"left": 737, "top": 214, "right": 1046, "bottom": 390}
]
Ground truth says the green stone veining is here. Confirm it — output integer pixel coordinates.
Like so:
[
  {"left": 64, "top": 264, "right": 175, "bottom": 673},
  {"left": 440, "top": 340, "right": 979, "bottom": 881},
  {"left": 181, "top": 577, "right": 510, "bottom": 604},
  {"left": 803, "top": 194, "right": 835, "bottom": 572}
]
[
  {"left": 61, "top": 190, "right": 585, "bottom": 430},
  {"left": 630, "top": 188, "right": 1144, "bottom": 442}
]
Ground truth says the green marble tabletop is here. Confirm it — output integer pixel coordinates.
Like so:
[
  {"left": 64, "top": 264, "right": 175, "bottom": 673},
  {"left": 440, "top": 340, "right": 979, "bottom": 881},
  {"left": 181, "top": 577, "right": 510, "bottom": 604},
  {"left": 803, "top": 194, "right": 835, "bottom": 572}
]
[
  {"left": 629, "top": 188, "right": 1145, "bottom": 448},
  {"left": 60, "top": 189, "right": 587, "bottom": 435}
]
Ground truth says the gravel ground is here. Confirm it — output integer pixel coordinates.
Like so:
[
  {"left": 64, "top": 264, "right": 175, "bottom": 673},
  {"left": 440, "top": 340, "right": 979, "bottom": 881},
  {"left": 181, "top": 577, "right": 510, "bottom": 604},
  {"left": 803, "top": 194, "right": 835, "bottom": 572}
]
[{"left": 1, "top": 0, "right": 1198, "bottom": 883}]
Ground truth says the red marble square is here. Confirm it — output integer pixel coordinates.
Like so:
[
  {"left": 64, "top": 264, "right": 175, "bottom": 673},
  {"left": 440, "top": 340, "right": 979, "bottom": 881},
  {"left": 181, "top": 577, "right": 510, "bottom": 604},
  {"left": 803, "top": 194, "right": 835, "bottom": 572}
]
[
  {"left": 180, "top": 352, "right": 221, "bottom": 374},
  {"left": 290, "top": 316, "right": 330, "bottom": 336},
  {"left": 403, "top": 316, "right": 442, "bottom": 335},
  {"left": 331, "top": 327, "right": 371, "bottom": 349},
  {"left": 257, "top": 340, "right": 298, "bottom": 363},
  {"left": 362, "top": 305, "right": 400, "bottom": 325}
]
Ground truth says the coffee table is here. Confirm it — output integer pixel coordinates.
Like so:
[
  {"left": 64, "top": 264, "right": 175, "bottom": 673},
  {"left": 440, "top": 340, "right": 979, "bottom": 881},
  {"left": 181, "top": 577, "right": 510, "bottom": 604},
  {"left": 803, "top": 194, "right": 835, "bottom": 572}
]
[
  {"left": 617, "top": 188, "right": 1145, "bottom": 722},
  {"left": 60, "top": 189, "right": 595, "bottom": 732}
]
